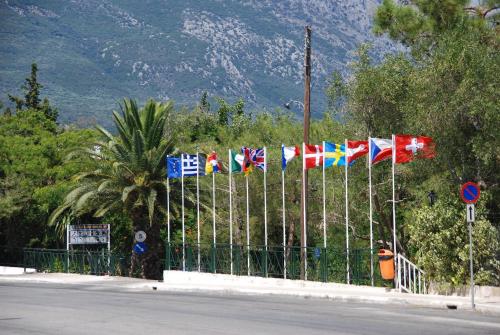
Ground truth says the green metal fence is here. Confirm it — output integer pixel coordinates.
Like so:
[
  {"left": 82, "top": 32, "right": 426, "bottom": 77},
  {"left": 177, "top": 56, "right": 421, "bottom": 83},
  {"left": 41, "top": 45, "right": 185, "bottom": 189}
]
[
  {"left": 22, "top": 244, "right": 386, "bottom": 286},
  {"left": 23, "top": 248, "right": 130, "bottom": 276},
  {"left": 165, "top": 243, "right": 386, "bottom": 286}
]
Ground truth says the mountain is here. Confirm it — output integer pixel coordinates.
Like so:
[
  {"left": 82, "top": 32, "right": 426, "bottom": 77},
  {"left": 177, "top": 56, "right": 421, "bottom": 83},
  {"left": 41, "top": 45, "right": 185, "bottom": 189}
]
[{"left": 0, "top": 0, "right": 397, "bottom": 128}]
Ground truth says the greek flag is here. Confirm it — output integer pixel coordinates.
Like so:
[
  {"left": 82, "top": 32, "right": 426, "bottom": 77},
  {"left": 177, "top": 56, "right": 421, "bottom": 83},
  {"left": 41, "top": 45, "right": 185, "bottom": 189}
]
[{"left": 181, "top": 154, "right": 205, "bottom": 177}]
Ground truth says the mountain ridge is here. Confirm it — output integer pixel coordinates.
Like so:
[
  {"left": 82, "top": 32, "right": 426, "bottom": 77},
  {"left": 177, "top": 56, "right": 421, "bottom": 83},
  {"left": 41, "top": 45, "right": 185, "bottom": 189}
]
[{"left": 0, "top": 0, "right": 397, "bottom": 128}]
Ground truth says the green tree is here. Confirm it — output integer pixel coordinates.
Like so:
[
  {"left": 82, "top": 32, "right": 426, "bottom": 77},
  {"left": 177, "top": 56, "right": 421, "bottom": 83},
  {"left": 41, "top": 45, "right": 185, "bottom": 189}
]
[
  {"left": 408, "top": 196, "right": 499, "bottom": 286},
  {"left": 50, "top": 99, "right": 174, "bottom": 279},
  {"left": 8, "top": 63, "right": 58, "bottom": 122},
  {"left": 0, "top": 109, "right": 97, "bottom": 250}
]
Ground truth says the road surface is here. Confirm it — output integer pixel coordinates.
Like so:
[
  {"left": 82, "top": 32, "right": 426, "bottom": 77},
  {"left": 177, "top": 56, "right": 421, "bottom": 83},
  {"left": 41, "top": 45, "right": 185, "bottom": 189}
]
[{"left": 0, "top": 281, "right": 499, "bottom": 334}]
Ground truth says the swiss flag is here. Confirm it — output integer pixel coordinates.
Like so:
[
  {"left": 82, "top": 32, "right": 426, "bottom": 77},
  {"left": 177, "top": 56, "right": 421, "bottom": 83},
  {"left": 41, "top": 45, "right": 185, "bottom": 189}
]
[
  {"left": 395, "top": 135, "right": 435, "bottom": 164},
  {"left": 304, "top": 144, "right": 323, "bottom": 170}
]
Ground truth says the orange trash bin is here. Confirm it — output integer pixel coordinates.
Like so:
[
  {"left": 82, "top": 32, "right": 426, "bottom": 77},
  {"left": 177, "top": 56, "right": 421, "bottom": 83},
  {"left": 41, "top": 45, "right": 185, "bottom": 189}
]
[{"left": 378, "top": 249, "right": 395, "bottom": 280}]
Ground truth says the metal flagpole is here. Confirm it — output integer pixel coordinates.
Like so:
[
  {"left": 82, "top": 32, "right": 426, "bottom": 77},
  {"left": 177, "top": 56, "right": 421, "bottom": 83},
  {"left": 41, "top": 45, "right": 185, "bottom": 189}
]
[
  {"left": 263, "top": 147, "right": 268, "bottom": 277},
  {"left": 368, "top": 137, "right": 374, "bottom": 286},
  {"left": 181, "top": 154, "right": 186, "bottom": 271},
  {"left": 302, "top": 142, "right": 308, "bottom": 280},
  {"left": 167, "top": 174, "right": 170, "bottom": 244},
  {"left": 229, "top": 150, "right": 233, "bottom": 275},
  {"left": 107, "top": 223, "right": 111, "bottom": 274},
  {"left": 345, "top": 139, "right": 350, "bottom": 284},
  {"left": 197, "top": 152, "right": 201, "bottom": 272},
  {"left": 246, "top": 175, "right": 250, "bottom": 276},
  {"left": 66, "top": 224, "right": 69, "bottom": 273},
  {"left": 391, "top": 135, "right": 397, "bottom": 255},
  {"left": 322, "top": 141, "right": 327, "bottom": 249},
  {"left": 391, "top": 134, "right": 397, "bottom": 287},
  {"left": 166, "top": 172, "right": 171, "bottom": 269},
  {"left": 212, "top": 168, "right": 216, "bottom": 274},
  {"left": 281, "top": 146, "right": 286, "bottom": 279}
]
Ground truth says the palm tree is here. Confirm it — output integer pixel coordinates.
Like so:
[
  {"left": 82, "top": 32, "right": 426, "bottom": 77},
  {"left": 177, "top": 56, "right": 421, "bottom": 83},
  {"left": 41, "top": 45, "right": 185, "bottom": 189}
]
[{"left": 50, "top": 98, "right": 174, "bottom": 279}]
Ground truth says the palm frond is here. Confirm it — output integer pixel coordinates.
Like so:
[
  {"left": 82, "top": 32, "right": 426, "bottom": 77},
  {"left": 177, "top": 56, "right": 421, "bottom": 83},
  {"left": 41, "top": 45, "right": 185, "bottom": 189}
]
[{"left": 122, "top": 185, "right": 138, "bottom": 203}]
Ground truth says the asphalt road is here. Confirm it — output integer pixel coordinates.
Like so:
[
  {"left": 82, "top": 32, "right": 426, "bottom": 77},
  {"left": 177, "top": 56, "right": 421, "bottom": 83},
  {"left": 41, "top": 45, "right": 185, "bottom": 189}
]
[{"left": 0, "top": 281, "right": 499, "bottom": 335}]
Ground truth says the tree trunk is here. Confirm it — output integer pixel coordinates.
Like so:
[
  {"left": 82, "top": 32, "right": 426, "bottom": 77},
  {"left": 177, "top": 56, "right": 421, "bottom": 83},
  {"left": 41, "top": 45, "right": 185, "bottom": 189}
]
[
  {"left": 129, "top": 209, "right": 163, "bottom": 280},
  {"left": 141, "top": 223, "right": 163, "bottom": 280}
]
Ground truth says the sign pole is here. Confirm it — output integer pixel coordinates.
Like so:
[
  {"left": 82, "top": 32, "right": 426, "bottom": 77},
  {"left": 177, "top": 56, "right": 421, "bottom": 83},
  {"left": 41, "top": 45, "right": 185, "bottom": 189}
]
[
  {"left": 469, "top": 220, "right": 475, "bottom": 310},
  {"left": 460, "top": 182, "right": 480, "bottom": 311}
]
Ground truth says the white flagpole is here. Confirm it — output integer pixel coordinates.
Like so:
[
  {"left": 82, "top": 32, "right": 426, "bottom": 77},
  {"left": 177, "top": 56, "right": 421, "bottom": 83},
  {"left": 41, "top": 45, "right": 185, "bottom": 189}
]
[
  {"left": 263, "top": 147, "right": 268, "bottom": 277},
  {"left": 368, "top": 137, "right": 374, "bottom": 287},
  {"left": 302, "top": 142, "right": 307, "bottom": 280},
  {"left": 66, "top": 223, "right": 69, "bottom": 273},
  {"left": 281, "top": 145, "right": 287, "bottom": 279},
  {"left": 166, "top": 160, "right": 170, "bottom": 244},
  {"left": 181, "top": 154, "right": 185, "bottom": 271},
  {"left": 107, "top": 223, "right": 111, "bottom": 274},
  {"left": 229, "top": 150, "right": 233, "bottom": 275},
  {"left": 212, "top": 170, "right": 216, "bottom": 243},
  {"left": 392, "top": 134, "right": 397, "bottom": 282},
  {"left": 212, "top": 168, "right": 216, "bottom": 274},
  {"left": 246, "top": 174, "right": 250, "bottom": 276},
  {"left": 345, "top": 139, "right": 350, "bottom": 284},
  {"left": 322, "top": 141, "right": 327, "bottom": 249},
  {"left": 196, "top": 152, "right": 201, "bottom": 272}
]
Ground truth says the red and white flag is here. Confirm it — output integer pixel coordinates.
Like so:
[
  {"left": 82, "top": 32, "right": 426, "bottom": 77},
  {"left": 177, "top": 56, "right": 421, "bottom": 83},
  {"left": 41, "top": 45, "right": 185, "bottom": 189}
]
[
  {"left": 304, "top": 144, "right": 323, "bottom": 170},
  {"left": 394, "top": 135, "right": 435, "bottom": 164},
  {"left": 346, "top": 140, "right": 368, "bottom": 164}
]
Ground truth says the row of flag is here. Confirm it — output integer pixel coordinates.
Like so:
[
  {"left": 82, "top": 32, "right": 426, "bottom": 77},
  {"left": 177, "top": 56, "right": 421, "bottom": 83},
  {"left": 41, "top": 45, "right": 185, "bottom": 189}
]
[{"left": 165, "top": 135, "right": 435, "bottom": 177}]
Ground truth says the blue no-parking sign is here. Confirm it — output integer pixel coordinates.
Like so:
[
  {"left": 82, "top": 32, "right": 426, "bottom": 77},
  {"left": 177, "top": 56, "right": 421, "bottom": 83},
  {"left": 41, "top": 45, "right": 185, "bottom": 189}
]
[{"left": 460, "top": 182, "right": 480, "bottom": 204}]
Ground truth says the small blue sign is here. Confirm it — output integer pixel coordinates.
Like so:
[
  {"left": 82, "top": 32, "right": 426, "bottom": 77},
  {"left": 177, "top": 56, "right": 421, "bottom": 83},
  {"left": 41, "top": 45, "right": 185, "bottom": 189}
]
[
  {"left": 314, "top": 247, "right": 321, "bottom": 260},
  {"left": 133, "top": 242, "right": 147, "bottom": 255}
]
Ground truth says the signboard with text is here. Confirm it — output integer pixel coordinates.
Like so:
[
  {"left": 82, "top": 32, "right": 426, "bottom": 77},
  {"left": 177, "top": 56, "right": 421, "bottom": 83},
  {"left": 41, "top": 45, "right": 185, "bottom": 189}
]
[{"left": 69, "top": 224, "right": 109, "bottom": 245}]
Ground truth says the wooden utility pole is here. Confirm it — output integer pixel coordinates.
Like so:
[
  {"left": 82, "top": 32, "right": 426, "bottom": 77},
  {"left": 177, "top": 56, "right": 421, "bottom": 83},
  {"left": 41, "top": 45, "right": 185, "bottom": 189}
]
[{"left": 300, "top": 26, "right": 311, "bottom": 280}]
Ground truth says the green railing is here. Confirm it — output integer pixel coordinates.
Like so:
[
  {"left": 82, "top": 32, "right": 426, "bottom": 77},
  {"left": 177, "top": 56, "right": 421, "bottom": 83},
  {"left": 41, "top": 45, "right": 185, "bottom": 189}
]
[
  {"left": 23, "top": 248, "right": 130, "bottom": 276},
  {"left": 165, "top": 243, "right": 385, "bottom": 286}
]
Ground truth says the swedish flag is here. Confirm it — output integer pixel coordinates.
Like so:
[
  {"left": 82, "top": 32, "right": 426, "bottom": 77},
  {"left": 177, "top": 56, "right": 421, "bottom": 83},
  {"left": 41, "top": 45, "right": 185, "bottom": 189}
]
[{"left": 324, "top": 142, "right": 346, "bottom": 167}]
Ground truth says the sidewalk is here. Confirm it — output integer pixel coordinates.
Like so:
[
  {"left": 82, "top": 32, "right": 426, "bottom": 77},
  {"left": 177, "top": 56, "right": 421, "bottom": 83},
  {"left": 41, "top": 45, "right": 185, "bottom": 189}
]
[{"left": 1, "top": 268, "right": 499, "bottom": 316}]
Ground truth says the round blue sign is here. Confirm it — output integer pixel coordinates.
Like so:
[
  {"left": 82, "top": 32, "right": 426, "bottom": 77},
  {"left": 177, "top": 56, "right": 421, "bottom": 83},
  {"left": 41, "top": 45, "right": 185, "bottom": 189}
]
[
  {"left": 133, "top": 242, "right": 148, "bottom": 255},
  {"left": 460, "top": 182, "right": 480, "bottom": 204}
]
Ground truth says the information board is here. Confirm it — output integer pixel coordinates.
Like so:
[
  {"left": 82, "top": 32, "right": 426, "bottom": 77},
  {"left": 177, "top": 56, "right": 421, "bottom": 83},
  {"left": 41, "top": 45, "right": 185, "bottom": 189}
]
[{"left": 69, "top": 224, "right": 109, "bottom": 245}]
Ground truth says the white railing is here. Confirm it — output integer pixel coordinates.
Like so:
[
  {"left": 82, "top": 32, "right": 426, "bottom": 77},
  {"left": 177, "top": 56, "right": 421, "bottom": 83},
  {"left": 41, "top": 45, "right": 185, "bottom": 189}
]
[{"left": 397, "top": 253, "right": 426, "bottom": 294}]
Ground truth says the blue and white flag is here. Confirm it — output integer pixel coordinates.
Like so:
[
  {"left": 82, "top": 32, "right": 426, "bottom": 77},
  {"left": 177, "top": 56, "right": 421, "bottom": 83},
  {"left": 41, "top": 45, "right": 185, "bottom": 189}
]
[
  {"left": 281, "top": 145, "right": 300, "bottom": 171},
  {"left": 181, "top": 154, "right": 205, "bottom": 177},
  {"left": 166, "top": 157, "right": 181, "bottom": 179}
]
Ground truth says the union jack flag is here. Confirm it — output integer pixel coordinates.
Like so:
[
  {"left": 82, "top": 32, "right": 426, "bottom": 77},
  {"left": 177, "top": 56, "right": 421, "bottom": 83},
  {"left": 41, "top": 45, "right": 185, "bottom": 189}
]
[{"left": 241, "top": 147, "right": 266, "bottom": 172}]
